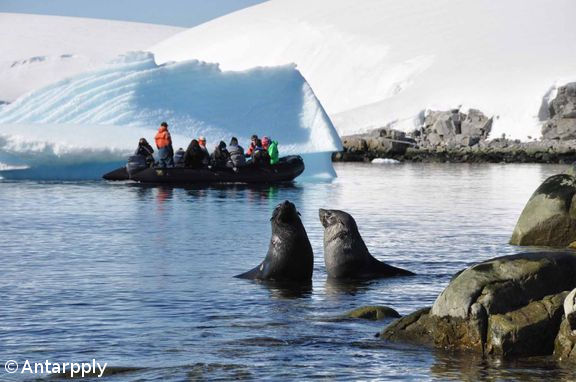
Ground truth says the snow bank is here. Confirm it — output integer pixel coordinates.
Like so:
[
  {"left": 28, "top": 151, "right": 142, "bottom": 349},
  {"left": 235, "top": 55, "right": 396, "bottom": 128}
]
[
  {"left": 151, "top": 0, "right": 576, "bottom": 140},
  {"left": 0, "top": 13, "right": 183, "bottom": 102},
  {"left": 0, "top": 52, "right": 341, "bottom": 180}
]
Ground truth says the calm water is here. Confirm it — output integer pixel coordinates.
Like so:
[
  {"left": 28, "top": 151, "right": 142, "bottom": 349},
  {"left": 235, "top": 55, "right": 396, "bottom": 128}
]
[{"left": 0, "top": 162, "right": 574, "bottom": 381}]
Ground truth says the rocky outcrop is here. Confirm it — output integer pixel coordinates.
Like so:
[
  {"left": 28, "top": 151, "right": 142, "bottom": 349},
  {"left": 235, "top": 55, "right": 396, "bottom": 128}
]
[
  {"left": 415, "top": 109, "right": 492, "bottom": 149},
  {"left": 400, "top": 139, "right": 576, "bottom": 163},
  {"left": 510, "top": 173, "right": 576, "bottom": 247},
  {"left": 332, "top": 95, "right": 576, "bottom": 164},
  {"left": 381, "top": 252, "right": 576, "bottom": 357},
  {"left": 335, "top": 127, "right": 415, "bottom": 162},
  {"left": 343, "top": 306, "right": 400, "bottom": 320},
  {"left": 334, "top": 106, "right": 576, "bottom": 164},
  {"left": 554, "top": 319, "right": 576, "bottom": 360},
  {"left": 542, "top": 83, "right": 576, "bottom": 140}
]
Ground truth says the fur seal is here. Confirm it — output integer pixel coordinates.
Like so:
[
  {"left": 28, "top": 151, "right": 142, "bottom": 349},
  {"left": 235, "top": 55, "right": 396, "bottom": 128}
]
[
  {"left": 319, "top": 208, "right": 414, "bottom": 280},
  {"left": 235, "top": 200, "right": 313, "bottom": 281}
]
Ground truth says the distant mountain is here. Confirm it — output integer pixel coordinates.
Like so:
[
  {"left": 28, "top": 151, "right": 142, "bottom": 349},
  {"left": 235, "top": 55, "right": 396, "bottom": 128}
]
[
  {"left": 0, "top": 13, "right": 182, "bottom": 102},
  {"left": 151, "top": 0, "right": 576, "bottom": 140}
]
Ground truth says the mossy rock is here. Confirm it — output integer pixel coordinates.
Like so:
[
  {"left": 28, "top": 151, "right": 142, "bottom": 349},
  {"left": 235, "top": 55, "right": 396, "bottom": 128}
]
[
  {"left": 383, "top": 252, "right": 576, "bottom": 357},
  {"left": 344, "top": 305, "right": 400, "bottom": 320},
  {"left": 510, "top": 173, "right": 576, "bottom": 247}
]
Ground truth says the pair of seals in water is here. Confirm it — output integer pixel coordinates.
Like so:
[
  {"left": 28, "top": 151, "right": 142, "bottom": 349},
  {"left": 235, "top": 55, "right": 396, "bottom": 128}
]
[{"left": 235, "top": 201, "right": 414, "bottom": 282}]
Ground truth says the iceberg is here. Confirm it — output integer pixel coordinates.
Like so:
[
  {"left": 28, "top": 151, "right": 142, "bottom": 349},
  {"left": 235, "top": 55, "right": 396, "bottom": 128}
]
[
  {"left": 151, "top": 0, "right": 576, "bottom": 140},
  {"left": 0, "top": 52, "right": 341, "bottom": 180}
]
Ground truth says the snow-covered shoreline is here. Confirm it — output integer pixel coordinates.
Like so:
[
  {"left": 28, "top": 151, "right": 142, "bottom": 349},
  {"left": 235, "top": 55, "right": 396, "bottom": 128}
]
[{"left": 151, "top": 0, "right": 576, "bottom": 141}]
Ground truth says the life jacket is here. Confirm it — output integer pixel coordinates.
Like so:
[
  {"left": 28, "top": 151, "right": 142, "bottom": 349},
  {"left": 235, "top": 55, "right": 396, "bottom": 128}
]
[{"left": 155, "top": 126, "right": 172, "bottom": 149}]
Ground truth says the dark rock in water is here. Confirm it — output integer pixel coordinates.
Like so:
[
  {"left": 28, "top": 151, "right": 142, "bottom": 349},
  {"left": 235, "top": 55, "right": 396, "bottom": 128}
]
[
  {"left": 338, "top": 127, "right": 416, "bottom": 162},
  {"left": 510, "top": 173, "right": 576, "bottom": 247},
  {"left": 416, "top": 109, "right": 492, "bottom": 149},
  {"left": 379, "top": 307, "right": 433, "bottom": 343},
  {"left": 381, "top": 252, "right": 576, "bottom": 358},
  {"left": 554, "top": 318, "right": 576, "bottom": 361},
  {"left": 344, "top": 306, "right": 401, "bottom": 320},
  {"left": 543, "top": 83, "right": 576, "bottom": 140},
  {"left": 486, "top": 292, "right": 567, "bottom": 357}
]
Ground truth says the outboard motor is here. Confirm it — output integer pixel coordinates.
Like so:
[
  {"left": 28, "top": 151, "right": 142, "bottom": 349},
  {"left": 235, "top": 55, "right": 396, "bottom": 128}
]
[{"left": 126, "top": 155, "right": 148, "bottom": 178}]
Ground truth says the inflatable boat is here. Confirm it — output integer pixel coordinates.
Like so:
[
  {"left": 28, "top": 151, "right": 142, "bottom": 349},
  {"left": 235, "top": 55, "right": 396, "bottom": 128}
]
[{"left": 102, "top": 155, "right": 305, "bottom": 184}]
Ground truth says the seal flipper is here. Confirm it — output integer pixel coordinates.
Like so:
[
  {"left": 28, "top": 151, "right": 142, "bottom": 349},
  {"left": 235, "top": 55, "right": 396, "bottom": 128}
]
[
  {"left": 234, "top": 262, "right": 265, "bottom": 279},
  {"left": 370, "top": 257, "right": 415, "bottom": 277}
]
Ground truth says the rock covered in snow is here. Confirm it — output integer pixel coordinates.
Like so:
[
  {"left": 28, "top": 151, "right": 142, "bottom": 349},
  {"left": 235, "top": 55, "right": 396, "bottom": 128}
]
[
  {"left": 542, "top": 83, "right": 576, "bottom": 140},
  {"left": 416, "top": 109, "right": 492, "bottom": 148}
]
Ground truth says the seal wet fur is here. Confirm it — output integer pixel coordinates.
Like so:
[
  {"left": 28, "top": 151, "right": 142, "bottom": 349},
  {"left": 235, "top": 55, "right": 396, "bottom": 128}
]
[
  {"left": 319, "top": 208, "right": 414, "bottom": 280},
  {"left": 235, "top": 201, "right": 313, "bottom": 281}
]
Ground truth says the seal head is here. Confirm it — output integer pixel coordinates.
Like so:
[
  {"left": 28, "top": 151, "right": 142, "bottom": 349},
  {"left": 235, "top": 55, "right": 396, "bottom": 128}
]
[
  {"left": 236, "top": 201, "right": 313, "bottom": 282},
  {"left": 319, "top": 208, "right": 414, "bottom": 280}
]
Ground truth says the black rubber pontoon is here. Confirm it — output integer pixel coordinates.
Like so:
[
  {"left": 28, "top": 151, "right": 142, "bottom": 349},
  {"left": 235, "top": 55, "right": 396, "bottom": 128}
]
[{"left": 102, "top": 155, "right": 305, "bottom": 184}]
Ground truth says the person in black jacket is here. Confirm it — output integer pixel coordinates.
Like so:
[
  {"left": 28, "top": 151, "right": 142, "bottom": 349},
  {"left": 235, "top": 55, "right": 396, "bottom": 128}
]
[
  {"left": 183, "top": 139, "right": 206, "bottom": 169},
  {"left": 135, "top": 138, "right": 154, "bottom": 167},
  {"left": 251, "top": 139, "right": 271, "bottom": 167},
  {"left": 211, "top": 141, "right": 231, "bottom": 168}
]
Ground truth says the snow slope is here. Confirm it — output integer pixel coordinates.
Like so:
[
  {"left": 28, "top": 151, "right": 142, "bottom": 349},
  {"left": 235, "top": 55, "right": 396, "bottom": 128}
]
[
  {"left": 0, "top": 13, "right": 183, "bottom": 102},
  {"left": 151, "top": 0, "right": 576, "bottom": 140},
  {"left": 0, "top": 52, "right": 340, "bottom": 180}
]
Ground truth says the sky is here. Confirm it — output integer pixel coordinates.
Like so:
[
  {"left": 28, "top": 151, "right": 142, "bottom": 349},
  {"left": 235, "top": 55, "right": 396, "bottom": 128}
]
[{"left": 0, "top": 0, "right": 267, "bottom": 27}]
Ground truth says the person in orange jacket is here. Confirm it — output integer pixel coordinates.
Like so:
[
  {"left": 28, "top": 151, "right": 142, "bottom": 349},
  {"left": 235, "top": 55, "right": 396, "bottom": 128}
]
[{"left": 154, "top": 121, "right": 174, "bottom": 167}]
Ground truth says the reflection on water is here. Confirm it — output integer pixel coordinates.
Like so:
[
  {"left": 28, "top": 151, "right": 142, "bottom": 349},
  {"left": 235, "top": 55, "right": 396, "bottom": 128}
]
[
  {"left": 430, "top": 349, "right": 572, "bottom": 381},
  {"left": 0, "top": 163, "right": 571, "bottom": 380}
]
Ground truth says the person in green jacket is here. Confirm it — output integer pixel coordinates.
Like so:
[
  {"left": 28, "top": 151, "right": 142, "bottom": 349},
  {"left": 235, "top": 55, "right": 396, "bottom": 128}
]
[{"left": 262, "top": 136, "right": 279, "bottom": 165}]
